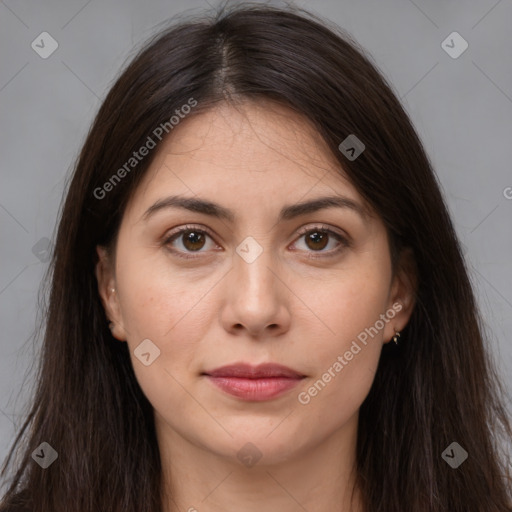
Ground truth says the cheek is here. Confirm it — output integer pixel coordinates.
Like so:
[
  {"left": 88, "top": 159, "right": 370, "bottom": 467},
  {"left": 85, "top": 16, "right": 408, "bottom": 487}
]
[
  {"left": 115, "top": 251, "right": 221, "bottom": 382},
  {"left": 293, "top": 259, "right": 390, "bottom": 409},
  {"left": 115, "top": 260, "right": 212, "bottom": 412},
  {"left": 115, "top": 248, "right": 209, "bottom": 337},
  {"left": 297, "top": 355, "right": 377, "bottom": 437},
  {"left": 297, "top": 265, "right": 391, "bottom": 349},
  {"left": 295, "top": 290, "right": 386, "bottom": 431}
]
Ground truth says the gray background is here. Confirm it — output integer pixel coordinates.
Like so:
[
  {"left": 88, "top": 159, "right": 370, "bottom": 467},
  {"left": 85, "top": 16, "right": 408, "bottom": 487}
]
[{"left": 1, "top": 0, "right": 511, "bottom": 472}]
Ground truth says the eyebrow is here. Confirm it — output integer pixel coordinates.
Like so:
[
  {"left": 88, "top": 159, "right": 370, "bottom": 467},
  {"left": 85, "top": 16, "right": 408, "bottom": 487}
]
[{"left": 141, "top": 194, "right": 369, "bottom": 224}]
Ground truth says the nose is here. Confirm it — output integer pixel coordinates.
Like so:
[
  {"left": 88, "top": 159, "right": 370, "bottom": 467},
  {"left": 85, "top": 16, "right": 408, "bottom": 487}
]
[{"left": 220, "top": 243, "right": 291, "bottom": 338}]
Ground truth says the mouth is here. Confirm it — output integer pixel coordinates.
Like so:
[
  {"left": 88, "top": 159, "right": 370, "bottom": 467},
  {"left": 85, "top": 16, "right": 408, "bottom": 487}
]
[{"left": 202, "top": 363, "right": 306, "bottom": 402}]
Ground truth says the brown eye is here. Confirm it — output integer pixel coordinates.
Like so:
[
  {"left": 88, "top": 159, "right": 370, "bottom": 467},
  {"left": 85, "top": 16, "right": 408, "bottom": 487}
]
[
  {"left": 163, "top": 224, "right": 349, "bottom": 261},
  {"left": 304, "top": 230, "right": 329, "bottom": 251},
  {"left": 293, "top": 225, "right": 349, "bottom": 259},
  {"left": 163, "top": 225, "right": 217, "bottom": 259},
  {"left": 180, "top": 230, "right": 207, "bottom": 251}
]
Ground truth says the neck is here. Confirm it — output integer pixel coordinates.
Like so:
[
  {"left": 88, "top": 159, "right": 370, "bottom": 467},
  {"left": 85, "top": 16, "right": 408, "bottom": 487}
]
[{"left": 158, "top": 412, "right": 364, "bottom": 512}]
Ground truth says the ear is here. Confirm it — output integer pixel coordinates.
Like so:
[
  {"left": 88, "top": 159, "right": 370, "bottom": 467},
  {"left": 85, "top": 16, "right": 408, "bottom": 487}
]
[
  {"left": 383, "top": 247, "right": 417, "bottom": 344},
  {"left": 95, "top": 245, "right": 127, "bottom": 342}
]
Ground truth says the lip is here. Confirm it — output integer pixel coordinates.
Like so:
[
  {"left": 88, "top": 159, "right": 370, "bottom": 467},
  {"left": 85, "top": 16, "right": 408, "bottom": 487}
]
[{"left": 202, "top": 363, "right": 305, "bottom": 401}]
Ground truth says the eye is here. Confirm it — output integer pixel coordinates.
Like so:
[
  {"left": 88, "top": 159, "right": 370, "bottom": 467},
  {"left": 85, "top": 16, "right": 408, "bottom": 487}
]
[
  {"left": 162, "top": 224, "right": 350, "bottom": 260},
  {"left": 162, "top": 225, "right": 218, "bottom": 259},
  {"left": 291, "top": 224, "right": 349, "bottom": 259}
]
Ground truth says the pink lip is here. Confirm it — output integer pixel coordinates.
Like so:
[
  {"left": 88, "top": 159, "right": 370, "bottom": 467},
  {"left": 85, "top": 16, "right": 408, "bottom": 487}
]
[{"left": 203, "top": 363, "right": 305, "bottom": 401}]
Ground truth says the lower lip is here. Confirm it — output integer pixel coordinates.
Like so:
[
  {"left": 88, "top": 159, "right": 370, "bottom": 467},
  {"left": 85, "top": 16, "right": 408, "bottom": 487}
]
[{"left": 205, "top": 376, "right": 303, "bottom": 401}]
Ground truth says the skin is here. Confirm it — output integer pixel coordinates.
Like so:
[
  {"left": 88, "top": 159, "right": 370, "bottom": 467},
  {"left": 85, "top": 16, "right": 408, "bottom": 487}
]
[{"left": 96, "top": 99, "right": 416, "bottom": 512}]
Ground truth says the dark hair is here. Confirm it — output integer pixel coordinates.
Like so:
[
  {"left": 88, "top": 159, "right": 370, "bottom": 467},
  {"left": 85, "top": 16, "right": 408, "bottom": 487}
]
[{"left": 1, "top": 2, "right": 511, "bottom": 511}]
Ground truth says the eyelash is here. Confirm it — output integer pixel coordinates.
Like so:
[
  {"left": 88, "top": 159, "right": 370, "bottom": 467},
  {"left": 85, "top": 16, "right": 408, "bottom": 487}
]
[{"left": 162, "top": 224, "right": 350, "bottom": 261}]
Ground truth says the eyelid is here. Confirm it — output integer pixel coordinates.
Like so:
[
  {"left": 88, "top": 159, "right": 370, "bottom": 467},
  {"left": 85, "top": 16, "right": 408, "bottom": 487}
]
[
  {"left": 164, "top": 223, "right": 217, "bottom": 242},
  {"left": 294, "top": 223, "right": 347, "bottom": 241}
]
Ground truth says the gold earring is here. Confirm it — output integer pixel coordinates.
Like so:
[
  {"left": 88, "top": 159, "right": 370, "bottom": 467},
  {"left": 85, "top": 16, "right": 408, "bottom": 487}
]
[{"left": 392, "top": 331, "right": 401, "bottom": 345}]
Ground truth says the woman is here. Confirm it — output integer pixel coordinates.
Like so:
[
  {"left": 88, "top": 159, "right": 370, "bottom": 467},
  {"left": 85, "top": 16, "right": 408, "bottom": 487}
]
[{"left": 1, "top": 3, "right": 511, "bottom": 511}]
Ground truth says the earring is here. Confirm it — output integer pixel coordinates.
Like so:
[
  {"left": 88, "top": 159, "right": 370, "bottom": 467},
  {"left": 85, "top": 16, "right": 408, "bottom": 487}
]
[
  {"left": 108, "top": 322, "right": 114, "bottom": 330},
  {"left": 111, "top": 288, "right": 115, "bottom": 293},
  {"left": 392, "top": 331, "right": 401, "bottom": 345}
]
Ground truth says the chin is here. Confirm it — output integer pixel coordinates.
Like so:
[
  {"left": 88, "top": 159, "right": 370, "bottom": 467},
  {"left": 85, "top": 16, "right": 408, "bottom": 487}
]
[{"left": 197, "top": 423, "right": 315, "bottom": 468}]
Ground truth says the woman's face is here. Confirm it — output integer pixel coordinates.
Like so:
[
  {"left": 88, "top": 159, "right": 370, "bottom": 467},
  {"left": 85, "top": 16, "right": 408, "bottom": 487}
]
[{"left": 96, "top": 100, "right": 415, "bottom": 466}]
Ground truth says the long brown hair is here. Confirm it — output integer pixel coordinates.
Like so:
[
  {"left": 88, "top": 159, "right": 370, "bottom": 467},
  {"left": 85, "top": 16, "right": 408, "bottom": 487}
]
[{"left": 1, "top": 3, "right": 511, "bottom": 511}]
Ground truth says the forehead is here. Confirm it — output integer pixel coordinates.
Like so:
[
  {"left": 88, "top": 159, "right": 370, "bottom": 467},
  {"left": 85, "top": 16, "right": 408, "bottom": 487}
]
[{"left": 125, "top": 100, "right": 370, "bottom": 220}]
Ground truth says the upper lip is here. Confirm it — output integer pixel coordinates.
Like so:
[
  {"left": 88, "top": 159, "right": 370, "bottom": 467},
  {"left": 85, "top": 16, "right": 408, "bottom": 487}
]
[{"left": 203, "top": 363, "right": 305, "bottom": 379}]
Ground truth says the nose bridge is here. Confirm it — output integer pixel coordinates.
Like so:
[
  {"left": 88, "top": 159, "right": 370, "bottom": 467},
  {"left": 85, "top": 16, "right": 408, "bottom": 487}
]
[{"left": 233, "top": 235, "right": 278, "bottom": 303}]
